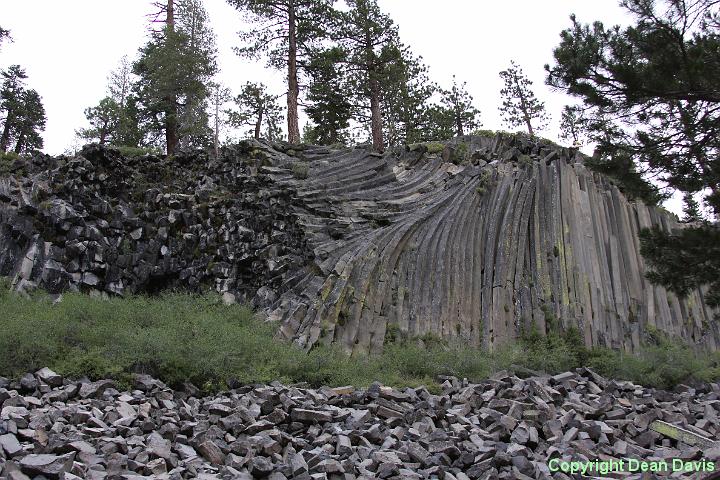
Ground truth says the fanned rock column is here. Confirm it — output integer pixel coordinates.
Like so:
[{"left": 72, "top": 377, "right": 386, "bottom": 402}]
[
  {"left": 0, "top": 134, "right": 717, "bottom": 354},
  {"left": 266, "top": 134, "right": 719, "bottom": 354}
]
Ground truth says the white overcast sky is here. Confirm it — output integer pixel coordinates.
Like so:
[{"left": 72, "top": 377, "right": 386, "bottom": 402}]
[{"left": 3, "top": 1, "right": 684, "bottom": 212}]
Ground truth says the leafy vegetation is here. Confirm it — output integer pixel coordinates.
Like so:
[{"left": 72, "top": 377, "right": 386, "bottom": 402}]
[
  {"left": 0, "top": 286, "right": 717, "bottom": 392},
  {"left": 108, "top": 145, "right": 162, "bottom": 158},
  {"left": 292, "top": 162, "right": 309, "bottom": 179}
]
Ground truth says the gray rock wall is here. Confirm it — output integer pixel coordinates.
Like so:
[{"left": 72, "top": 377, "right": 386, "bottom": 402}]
[
  {"left": 267, "top": 135, "right": 719, "bottom": 354},
  {"left": 1, "top": 135, "right": 717, "bottom": 354}
]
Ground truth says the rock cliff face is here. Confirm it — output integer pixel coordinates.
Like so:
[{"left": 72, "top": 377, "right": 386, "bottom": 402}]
[{"left": 0, "top": 134, "right": 717, "bottom": 353}]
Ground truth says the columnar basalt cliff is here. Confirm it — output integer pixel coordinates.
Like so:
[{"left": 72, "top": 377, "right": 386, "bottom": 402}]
[{"left": 0, "top": 134, "right": 717, "bottom": 353}]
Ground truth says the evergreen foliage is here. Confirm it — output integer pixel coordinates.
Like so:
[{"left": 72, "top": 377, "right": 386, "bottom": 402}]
[
  {"left": 330, "top": 0, "right": 404, "bottom": 150},
  {"left": 640, "top": 224, "right": 720, "bottom": 308},
  {"left": 426, "top": 76, "right": 482, "bottom": 140},
  {"left": 226, "top": 0, "right": 335, "bottom": 144},
  {"left": 79, "top": 59, "right": 150, "bottom": 149},
  {"left": 546, "top": 0, "right": 720, "bottom": 307},
  {"left": 380, "top": 46, "right": 436, "bottom": 146},
  {"left": 10, "top": 89, "right": 46, "bottom": 153},
  {"left": 0, "top": 65, "right": 46, "bottom": 153},
  {"left": 133, "top": 0, "right": 218, "bottom": 154},
  {"left": 559, "top": 105, "right": 587, "bottom": 146},
  {"left": 304, "top": 47, "right": 353, "bottom": 145},
  {"left": 226, "top": 82, "right": 283, "bottom": 141},
  {"left": 499, "top": 60, "right": 549, "bottom": 136}
]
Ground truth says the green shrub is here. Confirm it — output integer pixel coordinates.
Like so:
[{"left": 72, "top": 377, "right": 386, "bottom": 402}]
[
  {"left": 423, "top": 142, "right": 445, "bottom": 154},
  {"left": 0, "top": 151, "right": 25, "bottom": 176},
  {"left": 451, "top": 142, "right": 469, "bottom": 164},
  {"left": 292, "top": 162, "right": 309, "bottom": 179},
  {"left": 109, "top": 145, "right": 162, "bottom": 158},
  {"left": 0, "top": 287, "right": 717, "bottom": 392},
  {"left": 470, "top": 129, "right": 498, "bottom": 138},
  {"left": 0, "top": 151, "right": 21, "bottom": 162}
]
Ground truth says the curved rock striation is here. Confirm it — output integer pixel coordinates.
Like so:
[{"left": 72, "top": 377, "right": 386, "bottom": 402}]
[
  {"left": 266, "top": 134, "right": 719, "bottom": 354},
  {"left": 0, "top": 134, "right": 717, "bottom": 354}
]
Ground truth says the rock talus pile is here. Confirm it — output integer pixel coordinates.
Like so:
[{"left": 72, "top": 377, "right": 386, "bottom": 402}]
[{"left": 1, "top": 368, "right": 719, "bottom": 479}]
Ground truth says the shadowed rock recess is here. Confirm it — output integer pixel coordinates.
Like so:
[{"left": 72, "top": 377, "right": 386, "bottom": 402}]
[{"left": 0, "top": 134, "right": 717, "bottom": 353}]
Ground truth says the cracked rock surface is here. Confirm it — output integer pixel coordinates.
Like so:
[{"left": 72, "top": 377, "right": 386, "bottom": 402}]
[
  {"left": 0, "top": 134, "right": 717, "bottom": 354},
  {"left": 1, "top": 368, "right": 719, "bottom": 479}
]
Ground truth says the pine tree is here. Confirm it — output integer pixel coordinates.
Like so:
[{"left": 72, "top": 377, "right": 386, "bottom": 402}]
[
  {"left": 209, "top": 82, "right": 231, "bottom": 157},
  {"left": 78, "top": 58, "right": 147, "bottom": 148},
  {"left": 559, "top": 105, "right": 587, "bottom": 146},
  {"left": 499, "top": 61, "right": 549, "bottom": 136},
  {"left": 108, "top": 56, "right": 133, "bottom": 109},
  {"left": 682, "top": 192, "right": 702, "bottom": 223},
  {"left": 134, "top": 0, "right": 217, "bottom": 154},
  {"left": 0, "top": 65, "right": 28, "bottom": 152},
  {"left": 78, "top": 97, "right": 120, "bottom": 145},
  {"left": 433, "top": 76, "right": 481, "bottom": 138},
  {"left": 304, "top": 47, "right": 353, "bottom": 145},
  {"left": 380, "top": 46, "right": 436, "bottom": 146},
  {"left": 226, "top": 0, "right": 334, "bottom": 144},
  {"left": 227, "top": 82, "right": 283, "bottom": 141},
  {"left": 332, "top": 0, "right": 402, "bottom": 151},
  {"left": 546, "top": 0, "right": 720, "bottom": 308},
  {"left": 11, "top": 89, "right": 45, "bottom": 153}
]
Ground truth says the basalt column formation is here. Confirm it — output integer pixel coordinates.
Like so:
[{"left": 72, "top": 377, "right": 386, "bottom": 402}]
[
  {"left": 267, "top": 135, "right": 718, "bottom": 354},
  {"left": 0, "top": 134, "right": 717, "bottom": 354}
]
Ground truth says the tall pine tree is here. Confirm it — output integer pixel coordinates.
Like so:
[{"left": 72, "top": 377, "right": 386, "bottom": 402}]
[
  {"left": 430, "top": 76, "right": 482, "bottom": 139},
  {"left": 11, "top": 89, "right": 45, "bottom": 154},
  {"left": 332, "top": 0, "right": 402, "bottom": 151},
  {"left": 304, "top": 47, "right": 353, "bottom": 145},
  {"left": 0, "top": 66, "right": 45, "bottom": 153},
  {"left": 134, "top": 0, "right": 217, "bottom": 154},
  {"left": 226, "top": 0, "right": 335, "bottom": 144},
  {"left": 380, "top": 45, "right": 436, "bottom": 146},
  {"left": 559, "top": 105, "right": 587, "bottom": 147},
  {"left": 0, "top": 65, "right": 27, "bottom": 152}
]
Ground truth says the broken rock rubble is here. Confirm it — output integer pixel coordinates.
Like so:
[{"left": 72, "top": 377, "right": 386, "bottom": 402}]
[{"left": 0, "top": 367, "right": 718, "bottom": 479}]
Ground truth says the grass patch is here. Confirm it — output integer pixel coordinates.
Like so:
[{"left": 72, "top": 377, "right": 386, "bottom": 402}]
[{"left": 0, "top": 286, "right": 717, "bottom": 392}]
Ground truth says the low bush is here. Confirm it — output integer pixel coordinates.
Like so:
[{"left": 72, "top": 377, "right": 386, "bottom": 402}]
[
  {"left": 292, "top": 162, "right": 309, "bottom": 179},
  {"left": 0, "top": 286, "right": 717, "bottom": 392},
  {"left": 108, "top": 145, "right": 162, "bottom": 158}
]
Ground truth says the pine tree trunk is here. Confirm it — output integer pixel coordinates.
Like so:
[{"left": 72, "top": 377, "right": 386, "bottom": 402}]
[
  {"left": 214, "top": 91, "right": 220, "bottom": 159},
  {"left": 524, "top": 114, "right": 534, "bottom": 136},
  {"left": 255, "top": 107, "right": 264, "bottom": 140},
  {"left": 0, "top": 110, "right": 14, "bottom": 152},
  {"left": 513, "top": 76, "right": 534, "bottom": 136},
  {"left": 13, "top": 130, "right": 25, "bottom": 154},
  {"left": 369, "top": 75, "right": 384, "bottom": 151},
  {"left": 165, "top": 0, "right": 179, "bottom": 156},
  {"left": 455, "top": 112, "right": 464, "bottom": 137},
  {"left": 99, "top": 125, "right": 108, "bottom": 145},
  {"left": 287, "top": 0, "right": 300, "bottom": 144}
]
